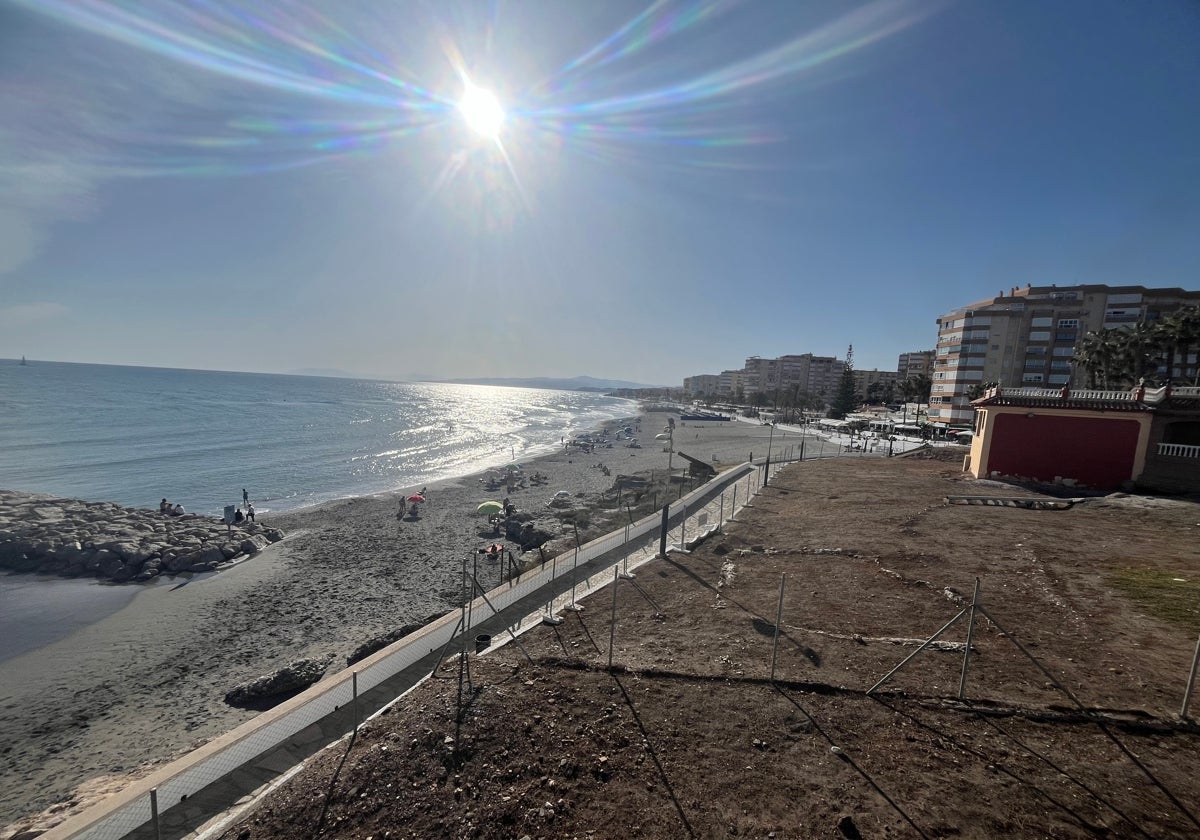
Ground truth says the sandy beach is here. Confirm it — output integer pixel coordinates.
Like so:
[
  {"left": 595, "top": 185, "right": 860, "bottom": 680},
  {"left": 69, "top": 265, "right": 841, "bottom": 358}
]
[{"left": 0, "top": 413, "right": 793, "bottom": 829}]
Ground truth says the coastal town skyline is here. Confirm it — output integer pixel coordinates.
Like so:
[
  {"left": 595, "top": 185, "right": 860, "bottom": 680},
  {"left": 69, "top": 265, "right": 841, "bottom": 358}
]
[{"left": 2, "top": 0, "right": 1198, "bottom": 384}]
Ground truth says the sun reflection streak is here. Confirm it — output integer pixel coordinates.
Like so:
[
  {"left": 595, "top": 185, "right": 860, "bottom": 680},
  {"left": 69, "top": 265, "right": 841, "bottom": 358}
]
[{"left": 13, "top": 0, "right": 943, "bottom": 213}]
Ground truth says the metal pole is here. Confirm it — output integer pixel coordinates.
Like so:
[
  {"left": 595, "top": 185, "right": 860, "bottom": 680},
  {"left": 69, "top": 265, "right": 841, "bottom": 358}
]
[
  {"left": 352, "top": 671, "right": 360, "bottom": 731},
  {"left": 608, "top": 567, "right": 619, "bottom": 668},
  {"left": 680, "top": 503, "right": 687, "bottom": 550},
  {"left": 867, "top": 607, "right": 969, "bottom": 694},
  {"left": 958, "top": 578, "right": 981, "bottom": 700},
  {"left": 1181, "top": 633, "right": 1200, "bottom": 719},
  {"left": 770, "top": 574, "right": 787, "bottom": 681},
  {"left": 719, "top": 490, "right": 725, "bottom": 529},
  {"left": 731, "top": 485, "right": 738, "bottom": 516},
  {"left": 150, "top": 789, "right": 161, "bottom": 840},
  {"left": 766, "top": 424, "right": 775, "bottom": 482},
  {"left": 568, "top": 541, "right": 583, "bottom": 611},
  {"left": 658, "top": 504, "right": 669, "bottom": 557}
]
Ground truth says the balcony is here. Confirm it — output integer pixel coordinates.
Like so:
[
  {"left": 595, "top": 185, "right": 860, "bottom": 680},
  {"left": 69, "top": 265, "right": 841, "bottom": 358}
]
[{"left": 1157, "top": 443, "right": 1200, "bottom": 459}]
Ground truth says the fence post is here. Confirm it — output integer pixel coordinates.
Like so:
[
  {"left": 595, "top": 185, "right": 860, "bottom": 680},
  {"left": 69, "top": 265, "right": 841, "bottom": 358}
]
[
  {"left": 567, "top": 542, "right": 583, "bottom": 611},
  {"left": 958, "top": 578, "right": 980, "bottom": 700},
  {"left": 608, "top": 567, "right": 620, "bottom": 668},
  {"left": 1182, "top": 633, "right": 1200, "bottom": 719},
  {"left": 770, "top": 574, "right": 787, "bottom": 682},
  {"left": 680, "top": 503, "right": 688, "bottom": 550},
  {"left": 150, "top": 788, "right": 161, "bottom": 840},
  {"left": 658, "top": 504, "right": 669, "bottom": 557},
  {"left": 719, "top": 491, "right": 725, "bottom": 529},
  {"left": 352, "top": 671, "right": 360, "bottom": 731}
]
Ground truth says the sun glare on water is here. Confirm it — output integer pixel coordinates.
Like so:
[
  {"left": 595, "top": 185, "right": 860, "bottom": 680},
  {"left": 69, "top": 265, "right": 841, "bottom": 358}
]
[{"left": 458, "top": 83, "right": 505, "bottom": 139}]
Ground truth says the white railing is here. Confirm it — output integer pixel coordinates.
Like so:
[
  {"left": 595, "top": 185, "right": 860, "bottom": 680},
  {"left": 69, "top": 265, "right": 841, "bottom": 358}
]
[
  {"left": 1069, "top": 388, "right": 1137, "bottom": 401},
  {"left": 1157, "top": 443, "right": 1200, "bottom": 459},
  {"left": 981, "top": 386, "right": 1140, "bottom": 402}
]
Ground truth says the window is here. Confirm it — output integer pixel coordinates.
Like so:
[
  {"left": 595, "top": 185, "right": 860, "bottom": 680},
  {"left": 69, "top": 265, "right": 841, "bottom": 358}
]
[
  {"left": 1048, "top": 374, "right": 1070, "bottom": 384},
  {"left": 1022, "top": 373, "right": 1044, "bottom": 383},
  {"left": 1053, "top": 347, "right": 1074, "bottom": 356},
  {"left": 1031, "top": 317, "right": 1053, "bottom": 327},
  {"left": 1025, "top": 347, "right": 1046, "bottom": 355},
  {"left": 1057, "top": 319, "right": 1079, "bottom": 329},
  {"left": 1028, "top": 331, "right": 1051, "bottom": 342}
]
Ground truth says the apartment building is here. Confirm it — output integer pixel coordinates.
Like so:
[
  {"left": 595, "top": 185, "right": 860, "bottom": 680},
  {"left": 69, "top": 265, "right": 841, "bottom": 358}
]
[
  {"left": 682, "top": 375, "right": 718, "bottom": 398},
  {"left": 853, "top": 368, "right": 901, "bottom": 397},
  {"left": 897, "top": 350, "right": 935, "bottom": 379},
  {"left": 742, "top": 354, "right": 846, "bottom": 403},
  {"left": 717, "top": 369, "right": 746, "bottom": 397},
  {"left": 929, "top": 284, "right": 1200, "bottom": 425}
]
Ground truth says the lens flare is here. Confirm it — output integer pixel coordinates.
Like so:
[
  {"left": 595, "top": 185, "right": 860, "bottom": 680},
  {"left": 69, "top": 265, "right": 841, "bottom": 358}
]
[{"left": 458, "top": 84, "right": 505, "bottom": 139}]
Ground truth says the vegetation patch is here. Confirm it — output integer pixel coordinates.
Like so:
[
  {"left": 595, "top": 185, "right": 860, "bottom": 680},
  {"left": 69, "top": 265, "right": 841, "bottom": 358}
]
[{"left": 1109, "top": 568, "right": 1200, "bottom": 634}]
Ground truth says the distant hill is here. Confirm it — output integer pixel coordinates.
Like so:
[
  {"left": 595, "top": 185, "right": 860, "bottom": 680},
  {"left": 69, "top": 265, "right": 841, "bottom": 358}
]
[
  {"left": 428, "top": 375, "right": 657, "bottom": 392},
  {"left": 287, "top": 368, "right": 365, "bottom": 380}
]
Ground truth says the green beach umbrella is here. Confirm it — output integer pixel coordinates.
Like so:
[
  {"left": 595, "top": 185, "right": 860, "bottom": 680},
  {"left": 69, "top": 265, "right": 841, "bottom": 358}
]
[{"left": 477, "top": 501, "right": 504, "bottom": 516}]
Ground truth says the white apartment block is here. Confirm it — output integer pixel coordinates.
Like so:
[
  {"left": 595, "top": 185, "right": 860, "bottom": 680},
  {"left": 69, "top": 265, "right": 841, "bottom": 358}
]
[
  {"left": 853, "top": 368, "right": 900, "bottom": 395},
  {"left": 683, "top": 374, "right": 720, "bottom": 397},
  {"left": 930, "top": 284, "right": 1200, "bottom": 425},
  {"left": 743, "top": 354, "right": 845, "bottom": 403},
  {"left": 897, "top": 350, "right": 935, "bottom": 379}
]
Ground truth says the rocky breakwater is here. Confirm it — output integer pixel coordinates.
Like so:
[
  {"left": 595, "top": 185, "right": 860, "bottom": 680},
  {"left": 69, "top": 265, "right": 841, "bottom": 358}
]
[{"left": 0, "top": 490, "right": 284, "bottom": 582}]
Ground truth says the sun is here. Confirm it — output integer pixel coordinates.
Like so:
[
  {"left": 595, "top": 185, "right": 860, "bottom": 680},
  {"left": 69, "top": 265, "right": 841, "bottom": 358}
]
[{"left": 457, "top": 82, "right": 505, "bottom": 138}]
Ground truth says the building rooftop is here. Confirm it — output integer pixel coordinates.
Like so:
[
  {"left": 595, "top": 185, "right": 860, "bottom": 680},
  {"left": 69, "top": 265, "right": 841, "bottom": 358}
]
[{"left": 972, "top": 384, "right": 1200, "bottom": 411}]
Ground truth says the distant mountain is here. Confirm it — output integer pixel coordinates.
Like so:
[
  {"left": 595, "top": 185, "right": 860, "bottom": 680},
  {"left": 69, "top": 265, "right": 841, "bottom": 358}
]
[
  {"left": 287, "top": 368, "right": 365, "bottom": 380},
  {"left": 428, "top": 375, "right": 658, "bottom": 392}
]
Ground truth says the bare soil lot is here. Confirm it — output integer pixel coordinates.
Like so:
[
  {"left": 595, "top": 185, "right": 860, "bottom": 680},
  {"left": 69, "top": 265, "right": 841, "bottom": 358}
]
[{"left": 220, "top": 453, "right": 1200, "bottom": 839}]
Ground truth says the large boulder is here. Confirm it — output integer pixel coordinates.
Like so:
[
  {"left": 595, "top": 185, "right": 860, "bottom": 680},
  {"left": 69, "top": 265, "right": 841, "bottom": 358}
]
[
  {"left": 94, "top": 550, "right": 125, "bottom": 579},
  {"left": 224, "top": 658, "right": 331, "bottom": 708}
]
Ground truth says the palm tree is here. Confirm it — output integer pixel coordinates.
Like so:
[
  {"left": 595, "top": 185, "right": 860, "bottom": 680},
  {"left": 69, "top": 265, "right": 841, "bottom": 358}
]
[
  {"left": 907, "top": 373, "right": 932, "bottom": 420},
  {"left": 1113, "top": 322, "right": 1164, "bottom": 386},
  {"left": 1157, "top": 306, "right": 1200, "bottom": 385},
  {"left": 1073, "top": 330, "right": 1120, "bottom": 389}
]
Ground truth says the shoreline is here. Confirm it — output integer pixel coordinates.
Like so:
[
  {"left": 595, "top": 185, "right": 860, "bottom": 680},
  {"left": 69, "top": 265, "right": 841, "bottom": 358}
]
[{"left": 0, "top": 412, "right": 794, "bottom": 829}]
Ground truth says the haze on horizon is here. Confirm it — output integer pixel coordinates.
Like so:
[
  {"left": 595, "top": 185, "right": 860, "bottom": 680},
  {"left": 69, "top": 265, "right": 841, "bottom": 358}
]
[{"left": 2, "top": 0, "right": 1197, "bottom": 385}]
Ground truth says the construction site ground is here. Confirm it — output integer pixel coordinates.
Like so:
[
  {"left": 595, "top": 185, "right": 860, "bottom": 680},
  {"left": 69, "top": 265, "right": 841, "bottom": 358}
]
[{"left": 216, "top": 451, "right": 1200, "bottom": 840}]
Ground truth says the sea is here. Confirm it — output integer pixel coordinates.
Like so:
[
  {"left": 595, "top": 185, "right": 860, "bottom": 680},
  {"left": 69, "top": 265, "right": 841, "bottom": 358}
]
[{"left": 0, "top": 360, "right": 636, "bottom": 660}]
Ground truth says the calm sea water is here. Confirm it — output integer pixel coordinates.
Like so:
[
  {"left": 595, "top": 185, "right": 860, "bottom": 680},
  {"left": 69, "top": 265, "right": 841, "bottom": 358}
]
[
  {"left": 0, "top": 361, "right": 635, "bottom": 515},
  {"left": 0, "top": 362, "right": 634, "bottom": 661}
]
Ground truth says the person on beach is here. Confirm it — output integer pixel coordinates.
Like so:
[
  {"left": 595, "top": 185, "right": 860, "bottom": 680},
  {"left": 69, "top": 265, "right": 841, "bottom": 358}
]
[
  {"left": 234, "top": 508, "right": 245, "bottom": 524},
  {"left": 242, "top": 488, "right": 249, "bottom": 506},
  {"left": 160, "top": 498, "right": 169, "bottom": 513},
  {"left": 173, "top": 502, "right": 186, "bottom": 516},
  {"left": 247, "top": 503, "right": 255, "bottom": 522}
]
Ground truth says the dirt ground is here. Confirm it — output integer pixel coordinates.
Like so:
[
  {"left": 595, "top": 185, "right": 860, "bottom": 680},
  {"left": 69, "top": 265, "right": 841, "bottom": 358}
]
[{"left": 218, "top": 452, "right": 1200, "bottom": 839}]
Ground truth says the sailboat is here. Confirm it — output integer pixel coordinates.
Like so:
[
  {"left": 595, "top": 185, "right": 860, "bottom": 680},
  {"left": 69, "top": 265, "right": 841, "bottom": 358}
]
[{"left": 19, "top": 355, "right": 27, "bottom": 366}]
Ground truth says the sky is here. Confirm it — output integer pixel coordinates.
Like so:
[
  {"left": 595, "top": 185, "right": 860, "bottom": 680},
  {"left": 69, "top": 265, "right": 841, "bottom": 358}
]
[{"left": 2, "top": 0, "right": 1198, "bottom": 386}]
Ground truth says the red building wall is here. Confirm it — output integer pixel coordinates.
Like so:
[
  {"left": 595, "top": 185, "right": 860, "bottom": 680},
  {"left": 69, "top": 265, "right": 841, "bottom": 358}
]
[{"left": 987, "top": 413, "right": 1142, "bottom": 490}]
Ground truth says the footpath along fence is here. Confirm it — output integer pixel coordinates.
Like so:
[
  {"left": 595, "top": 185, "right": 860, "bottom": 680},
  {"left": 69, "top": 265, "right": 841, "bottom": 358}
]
[{"left": 46, "top": 457, "right": 791, "bottom": 840}]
